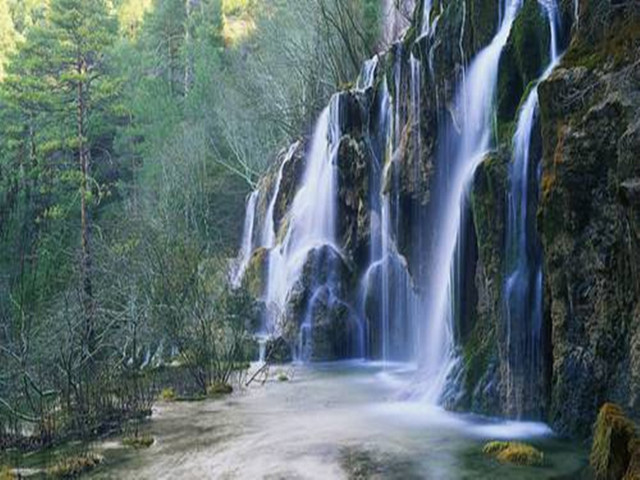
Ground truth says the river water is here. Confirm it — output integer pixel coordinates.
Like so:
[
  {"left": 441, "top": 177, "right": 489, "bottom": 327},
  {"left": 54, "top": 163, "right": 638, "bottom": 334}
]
[{"left": 85, "top": 362, "right": 587, "bottom": 479}]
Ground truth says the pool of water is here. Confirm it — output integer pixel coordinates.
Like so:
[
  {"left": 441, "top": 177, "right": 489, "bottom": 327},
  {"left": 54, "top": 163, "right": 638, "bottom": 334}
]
[{"left": 83, "top": 362, "right": 588, "bottom": 479}]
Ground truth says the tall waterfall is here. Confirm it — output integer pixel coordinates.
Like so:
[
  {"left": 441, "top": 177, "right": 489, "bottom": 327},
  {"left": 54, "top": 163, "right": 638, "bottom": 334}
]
[
  {"left": 504, "top": 0, "right": 560, "bottom": 418},
  {"left": 264, "top": 97, "right": 342, "bottom": 343},
  {"left": 420, "top": 0, "right": 523, "bottom": 402}
]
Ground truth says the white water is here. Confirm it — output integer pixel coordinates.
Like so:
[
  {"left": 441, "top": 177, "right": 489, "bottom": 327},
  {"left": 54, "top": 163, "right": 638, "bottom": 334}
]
[
  {"left": 504, "top": 0, "right": 561, "bottom": 417},
  {"left": 264, "top": 98, "right": 341, "bottom": 335},
  {"left": 232, "top": 191, "right": 258, "bottom": 287},
  {"left": 355, "top": 55, "right": 379, "bottom": 92},
  {"left": 421, "top": 0, "right": 433, "bottom": 37},
  {"left": 421, "top": 0, "right": 523, "bottom": 402},
  {"left": 261, "top": 142, "right": 299, "bottom": 249}
]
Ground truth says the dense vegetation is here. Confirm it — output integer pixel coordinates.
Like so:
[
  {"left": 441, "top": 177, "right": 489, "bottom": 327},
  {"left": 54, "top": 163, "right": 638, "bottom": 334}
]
[{"left": 0, "top": 0, "right": 380, "bottom": 449}]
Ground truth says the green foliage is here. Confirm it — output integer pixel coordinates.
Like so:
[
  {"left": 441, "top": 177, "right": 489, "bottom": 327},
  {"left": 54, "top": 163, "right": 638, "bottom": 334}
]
[{"left": 0, "top": 0, "right": 380, "bottom": 451}]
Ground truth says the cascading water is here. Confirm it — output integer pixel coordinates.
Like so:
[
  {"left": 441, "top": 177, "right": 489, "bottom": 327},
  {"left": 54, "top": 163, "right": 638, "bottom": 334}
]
[
  {"left": 232, "top": 191, "right": 258, "bottom": 287},
  {"left": 421, "top": 0, "right": 433, "bottom": 37},
  {"left": 263, "top": 96, "right": 343, "bottom": 351},
  {"left": 359, "top": 49, "right": 422, "bottom": 364},
  {"left": 356, "top": 56, "right": 379, "bottom": 93},
  {"left": 420, "top": 0, "right": 523, "bottom": 402},
  {"left": 504, "top": 0, "right": 560, "bottom": 418}
]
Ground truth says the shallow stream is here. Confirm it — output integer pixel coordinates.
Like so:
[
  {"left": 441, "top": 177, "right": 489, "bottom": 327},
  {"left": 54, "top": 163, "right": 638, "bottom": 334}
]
[{"left": 84, "top": 362, "right": 587, "bottom": 479}]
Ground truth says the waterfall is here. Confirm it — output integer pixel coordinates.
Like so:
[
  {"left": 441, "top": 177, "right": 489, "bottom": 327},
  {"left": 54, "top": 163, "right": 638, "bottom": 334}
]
[
  {"left": 504, "top": 0, "right": 560, "bottom": 418},
  {"left": 232, "top": 190, "right": 258, "bottom": 287},
  {"left": 262, "top": 143, "right": 299, "bottom": 249},
  {"left": 264, "top": 96, "right": 341, "bottom": 337},
  {"left": 356, "top": 55, "right": 379, "bottom": 92},
  {"left": 358, "top": 47, "right": 424, "bottom": 363},
  {"left": 421, "top": 0, "right": 522, "bottom": 402},
  {"left": 421, "top": 0, "right": 433, "bottom": 37}
]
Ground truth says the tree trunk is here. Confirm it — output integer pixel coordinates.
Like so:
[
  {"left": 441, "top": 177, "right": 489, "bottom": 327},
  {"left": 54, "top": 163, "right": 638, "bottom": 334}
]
[{"left": 77, "top": 59, "right": 94, "bottom": 359}]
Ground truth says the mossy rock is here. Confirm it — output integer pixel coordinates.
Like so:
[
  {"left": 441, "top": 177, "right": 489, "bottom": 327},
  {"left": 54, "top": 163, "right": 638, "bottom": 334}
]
[
  {"left": 497, "top": 0, "right": 549, "bottom": 124},
  {"left": 276, "top": 372, "right": 289, "bottom": 382},
  {"left": 122, "top": 434, "right": 155, "bottom": 449},
  {"left": 207, "top": 382, "right": 233, "bottom": 396},
  {"left": 242, "top": 247, "right": 270, "bottom": 298},
  {"left": 590, "top": 403, "right": 636, "bottom": 480},
  {"left": 483, "top": 441, "right": 544, "bottom": 466},
  {"left": 159, "top": 387, "right": 177, "bottom": 402},
  {"left": 47, "top": 454, "right": 103, "bottom": 478}
]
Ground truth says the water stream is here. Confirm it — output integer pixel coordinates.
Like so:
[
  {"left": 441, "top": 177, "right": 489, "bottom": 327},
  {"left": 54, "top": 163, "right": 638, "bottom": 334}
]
[{"left": 84, "top": 364, "right": 587, "bottom": 479}]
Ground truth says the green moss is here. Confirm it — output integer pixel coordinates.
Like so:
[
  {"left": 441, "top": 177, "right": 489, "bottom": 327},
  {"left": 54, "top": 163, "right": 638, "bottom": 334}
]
[
  {"left": 46, "top": 454, "right": 103, "bottom": 478},
  {"left": 483, "top": 441, "right": 544, "bottom": 466},
  {"left": 564, "top": 18, "right": 640, "bottom": 70},
  {"left": 276, "top": 372, "right": 289, "bottom": 382},
  {"left": 122, "top": 434, "right": 155, "bottom": 449},
  {"left": 242, "top": 247, "right": 269, "bottom": 298},
  {"left": 590, "top": 403, "right": 636, "bottom": 480},
  {"left": 207, "top": 382, "right": 233, "bottom": 396},
  {"left": 159, "top": 387, "right": 176, "bottom": 402},
  {"left": 497, "top": 0, "right": 549, "bottom": 124}
]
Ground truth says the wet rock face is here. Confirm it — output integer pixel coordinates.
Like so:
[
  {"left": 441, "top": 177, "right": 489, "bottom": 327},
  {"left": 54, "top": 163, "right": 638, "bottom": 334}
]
[{"left": 538, "top": 10, "right": 640, "bottom": 435}]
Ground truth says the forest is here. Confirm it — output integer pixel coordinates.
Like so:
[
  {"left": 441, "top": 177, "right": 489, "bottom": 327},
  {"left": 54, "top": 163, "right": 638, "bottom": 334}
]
[
  {"left": 0, "top": 0, "right": 378, "bottom": 454},
  {"left": 1, "top": 0, "right": 640, "bottom": 478}
]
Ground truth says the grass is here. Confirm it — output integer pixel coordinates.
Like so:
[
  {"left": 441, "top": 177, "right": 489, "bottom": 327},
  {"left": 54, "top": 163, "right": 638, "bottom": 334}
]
[
  {"left": 46, "top": 453, "right": 103, "bottom": 478},
  {"left": 483, "top": 441, "right": 544, "bottom": 466}
]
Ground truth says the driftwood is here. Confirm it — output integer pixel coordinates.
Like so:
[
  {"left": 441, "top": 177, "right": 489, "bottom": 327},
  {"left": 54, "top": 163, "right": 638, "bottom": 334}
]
[{"left": 245, "top": 337, "right": 287, "bottom": 387}]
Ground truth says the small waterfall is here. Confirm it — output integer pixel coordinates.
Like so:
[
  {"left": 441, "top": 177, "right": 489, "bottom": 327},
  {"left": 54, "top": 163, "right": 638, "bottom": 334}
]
[
  {"left": 232, "top": 191, "right": 258, "bottom": 287},
  {"left": 264, "top": 96, "right": 342, "bottom": 337},
  {"left": 356, "top": 56, "right": 379, "bottom": 92},
  {"left": 262, "top": 143, "right": 299, "bottom": 249},
  {"left": 504, "top": 0, "right": 560, "bottom": 418},
  {"left": 421, "top": 0, "right": 433, "bottom": 37},
  {"left": 421, "top": 0, "right": 522, "bottom": 402}
]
